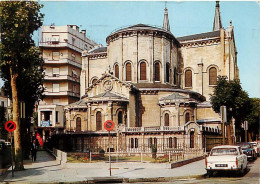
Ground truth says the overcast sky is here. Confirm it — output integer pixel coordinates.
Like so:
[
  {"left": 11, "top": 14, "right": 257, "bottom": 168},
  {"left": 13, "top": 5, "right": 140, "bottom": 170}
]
[{"left": 1, "top": 1, "right": 259, "bottom": 98}]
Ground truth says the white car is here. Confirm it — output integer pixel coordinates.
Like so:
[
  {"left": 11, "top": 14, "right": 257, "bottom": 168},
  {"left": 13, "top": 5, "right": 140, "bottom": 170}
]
[
  {"left": 205, "top": 145, "right": 247, "bottom": 176},
  {"left": 249, "top": 142, "right": 260, "bottom": 157}
]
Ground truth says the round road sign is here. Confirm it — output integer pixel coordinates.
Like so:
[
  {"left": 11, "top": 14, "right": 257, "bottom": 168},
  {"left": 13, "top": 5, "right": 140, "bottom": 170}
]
[
  {"left": 104, "top": 120, "right": 115, "bottom": 131},
  {"left": 5, "top": 121, "right": 16, "bottom": 132}
]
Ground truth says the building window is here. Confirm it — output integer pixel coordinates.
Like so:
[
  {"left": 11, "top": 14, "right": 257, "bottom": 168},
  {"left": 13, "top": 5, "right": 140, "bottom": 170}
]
[
  {"left": 118, "top": 111, "right": 123, "bottom": 125},
  {"left": 126, "top": 63, "right": 132, "bottom": 81},
  {"left": 140, "top": 61, "right": 146, "bottom": 80},
  {"left": 169, "top": 137, "right": 173, "bottom": 148},
  {"left": 1, "top": 101, "right": 4, "bottom": 107},
  {"left": 135, "top": 138, "right": 138, "bottom": 148},
  {"left": 53, "top": 83, "right": 59, "bottom": 92},
  {"left": 166, "top": 63, "right": 170, "bottom": 83},
  {"left": 185, "top": 70, "right": 192, "bottom": 87},
  {"left": 164, "top": 113, "right": 169, "bottom": 126},
  {"left": 115, "top": 64, "right": 119, "bottom": 78},
  {"left": 174, "top": 67, "right": 177, "bottom": 85},
  {"left": 92, "top": 78, "right": 98, "bottom": 84},
  {"left": 56, "top": 111, "right": 59, "bottom": 123},
  {"left": 96, "top": 111, "right": 102, "bottom": 131},
  {"left": 72, "top": 37, "right": 75, "bottom": 45},
  {"left": 154, "top": 138, "right": 157, "bottom": 146},
  {"left": 173, "top": 137, "right": 177, "bottom": 148},
  {"left": 71, "top": 53, "right": 75, "bottom": 61},
  {"left": 52, "top": 68, "right": 59, "bottom": 77},
  {"left": 185, "top": 112, "right": 190, "bottom": 123},
  {"left": 52, "top": 51, "right": 60, "bottom": 60},
  {"left": 73, "top": 85, "right": 76, "bottom": 92},
  {"left": 209, "top": 67, "right": 217, "bottom": 85},
  {"left": 154, "top": 62, "right": 160, "bottom": 81},
  {"left": 76, "top": 117, "right": 81, "bottom": 132},
  {"left": 190, "top": 131, "right": 194, "bottom": 148},
  {"left": 130, "top": 138, "right": 134, "bottom": 148},
  {"left": 148, "top": 138, "right": 153, "bottom": 148}
]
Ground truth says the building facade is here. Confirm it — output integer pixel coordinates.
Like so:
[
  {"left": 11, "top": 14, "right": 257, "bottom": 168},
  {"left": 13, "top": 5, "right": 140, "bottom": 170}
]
[
  {"left": 59, "top": 2, "right": 237, "bottom": 154},
  {"left": 37, "top": 25, "right": 97, "bottom": 139}
]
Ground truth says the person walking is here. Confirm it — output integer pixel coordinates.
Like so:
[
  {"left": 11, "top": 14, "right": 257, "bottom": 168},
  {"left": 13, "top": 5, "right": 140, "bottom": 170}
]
[{"left": 31, "top": 139, "right": 38, "bottom": 162}]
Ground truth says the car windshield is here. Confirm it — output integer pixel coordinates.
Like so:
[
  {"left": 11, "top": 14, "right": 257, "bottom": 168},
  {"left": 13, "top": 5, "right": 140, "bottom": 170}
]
[{"left": 210, "top": 148, "right": 238, "bottom": 156}]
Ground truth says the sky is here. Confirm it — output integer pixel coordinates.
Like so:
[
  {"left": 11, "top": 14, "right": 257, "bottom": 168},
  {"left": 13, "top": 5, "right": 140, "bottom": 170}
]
[{"left": 1, "top": 1, "right": 259, "bottom": 98}]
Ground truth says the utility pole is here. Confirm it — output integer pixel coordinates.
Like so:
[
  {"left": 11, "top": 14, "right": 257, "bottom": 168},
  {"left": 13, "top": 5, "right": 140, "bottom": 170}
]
[
  {"left": 221, "top": 106, "right": 227, "bottom": 145},
  {"left": 244, "top": 121, "right": 248, "bottom": 142}
]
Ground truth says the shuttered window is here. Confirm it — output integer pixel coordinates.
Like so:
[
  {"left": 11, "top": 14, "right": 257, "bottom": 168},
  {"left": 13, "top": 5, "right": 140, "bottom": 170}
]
[
  {"left": 140, "top": 62, "right": 146, "bottom": 80},
  {"left": 174, "top": 137, "right": 177, "bottom": 148},
  {"left": 185, "top": 112, "right": 190, "bottom": 123},
  {"left": 76, "top": 117, "right": 81, "bottom": 132},
  {"left": 126, "top": 63, "right": 132, "bottom": 81},
  {"left": 154, "top": 62, "right": 160, "bottom": 81},
  {"left": 52, "top": 52, "right": 60, "bottom": 60},
  {"left": 96, "top": 112, "right": 102, "bottom": 131},
  {"left": 166, "top": 63, "right": 170, "bottom": 83},
  {"left": 53, "top": 83, "right": 59, "bottom": 92},
  {"left": 209, "top": 67, "right": 217, "bottom": 85},
  {"left": 130, "top": 138, "right": 134, "bottom": 148},
  {"left": 185, "top": 70, "right": 192, "bottom": 87},
  {"left": 135, "top": 138, "right": 138, "bottom": 148},
  {"left": 115, "top": 64, "right": 119, "bottom": 78},
  {"left": 169, "top": 137, "right": 173, "bottom": 148},
  {"left": 164, "top": 113, "right": 169, "bottom": 126},
  {"left": 174, "top": 67, "right": 177, "bottom": 85}
]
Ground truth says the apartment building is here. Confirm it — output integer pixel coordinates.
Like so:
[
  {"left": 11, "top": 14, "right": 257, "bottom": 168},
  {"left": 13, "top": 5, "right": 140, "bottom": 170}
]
[{"left": 38, "top": 25, "right": 97, "bottom": 137}]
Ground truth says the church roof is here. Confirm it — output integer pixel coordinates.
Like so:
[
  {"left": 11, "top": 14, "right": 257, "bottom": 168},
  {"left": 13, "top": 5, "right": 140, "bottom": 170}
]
[
  {"left": 160, "top": 93, "right": 189, "bottom": 101},
  {"left": 87, "top": 91, "right": 128, "bottom": 102},
  {"left": 177, "top": 30, "right": 220, "bottom": 42},
  {"left": 133, "top": 83, "right": 174, "bottom": 89},
  {"left": 65, "top": 98, "right": 88, "bottom": 109}
]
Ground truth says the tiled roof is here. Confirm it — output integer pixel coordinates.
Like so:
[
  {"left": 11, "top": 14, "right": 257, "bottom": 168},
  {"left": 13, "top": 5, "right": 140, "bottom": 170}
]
[
  {"left": 88, "top": 91, "right": 128, "bottom": 101},
  {"left": 89, "top": 47, "right": 107, "bottom": 53},
  {"left": 68, "top": 99, "right": 87, "bottom": 106},
  {"left": 160, "top": 93, "right": 189, "bottom": 101},
  {"left": 177, "top": 31, "right": 220, "bottom": 42}
]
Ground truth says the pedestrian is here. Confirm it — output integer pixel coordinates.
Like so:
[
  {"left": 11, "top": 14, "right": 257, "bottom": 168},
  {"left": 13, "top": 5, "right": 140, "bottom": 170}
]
[{"left": 31, "top": 139, "right": 38, "bottom": 162}]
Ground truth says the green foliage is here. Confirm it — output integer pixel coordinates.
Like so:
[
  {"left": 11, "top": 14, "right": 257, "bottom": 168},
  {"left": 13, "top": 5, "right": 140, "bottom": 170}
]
[
  {"left": 0, "top": 106, "right": 7, "bottom": 139},
  {"left": 210, "top": 76, "right": 252, "bottom": 128},
  {"left": 247, "top": 98, "right": 260, "bottom": 139},
  {"left": 0, "top": 1, "right": 45, "bottom": 116}
]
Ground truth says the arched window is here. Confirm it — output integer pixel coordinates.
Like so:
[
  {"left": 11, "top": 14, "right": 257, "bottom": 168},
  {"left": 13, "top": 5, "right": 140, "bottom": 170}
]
[
  {"left": 154, "top": 137, "right": 157, "bottom": 146},
  {"left": 126, "top": 63, "right": 132, "bottom": 81},
  {"left": 185, "top": 112, "right": 190, "bottom": 123},
  {"left": 115, "top": 64, "right": 119, "bottom": 78},
  {"left": 148, "top": 137, "right": 153, "bottom": 148},
  {"left": 185, "top": 70, "right": 192, "bottom": 87},
  {"left": 96, "top": 111, "right": 102, "bottom": 131},
  {"left": 190, "top": 131, "right": 194, "bottom": 148},
  {"left": 166, "top": 63, "right": 170, "bottom": 83},
  {"left": 76, "top": 117, "right": 81, "bottom": 132},
  {"left": 173, "top": 137, "right": 177, "bottom": 148},
  {"left": 118, "top": 111, "right": 123, "bottom": 125},
  {"left": 135, "top": 138, "right": 138, "bottom": 148},
  {"left": 174, "top": 67, "right": 177, "bottom": 85},
  {"left": 130, "top": 138, "right": 134, "bottom": 148},
  {"left": 140, "top": 62, "right": 146, "bottom": 80},
  {"left": 154, "top": 62, "right": 160, "bottom": 81},
  {"left": 164, "top": 113, "right": 169, "bottom": 126},
  {"left": 209, "top": 67, "right": 217, "bottom": 85},
  {"left": 169, "top": 137, "right": 173, "bottom": 148},
  {"left": 92, "top": 78, "right": 98, "bottom": 84}
]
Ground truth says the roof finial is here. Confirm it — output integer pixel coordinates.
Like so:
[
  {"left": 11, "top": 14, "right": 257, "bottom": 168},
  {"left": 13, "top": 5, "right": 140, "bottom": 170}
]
[
  {"left": 163, "top": 1, "right": 170, "bottom": 32},
  {"left": 213, "top": 1, "right": 223, "bottom": 31}
]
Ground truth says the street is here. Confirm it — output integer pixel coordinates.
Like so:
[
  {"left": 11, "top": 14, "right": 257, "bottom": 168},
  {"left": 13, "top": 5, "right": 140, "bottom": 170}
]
[{"left": 135, "top": 158, "right": 260, "bottom": 184}]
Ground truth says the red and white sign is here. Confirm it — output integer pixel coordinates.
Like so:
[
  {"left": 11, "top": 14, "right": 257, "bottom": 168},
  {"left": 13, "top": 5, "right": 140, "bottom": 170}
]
[
  {"left": 5, "top": 121, "right": 16, "bottom": 132},
  {"left": 36, "top": 133, "right": 43, "bottom": 146},
  {"left": 104, "top": 120, "right": 115, "bottom": 131}
]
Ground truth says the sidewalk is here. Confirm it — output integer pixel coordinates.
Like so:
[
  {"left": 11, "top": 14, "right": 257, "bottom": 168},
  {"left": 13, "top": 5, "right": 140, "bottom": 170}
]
[{"left": 1, "top": 150, "right": 206, "bottom": 183}]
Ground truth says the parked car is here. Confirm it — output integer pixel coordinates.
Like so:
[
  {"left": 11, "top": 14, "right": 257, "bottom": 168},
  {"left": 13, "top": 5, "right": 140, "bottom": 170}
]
[
  {"left": 237, "top": 142, "right": 257, "bottom": 161},
  {"left": 205, "top": 145, "right": 247, "bottom": 176},
  {"left": 5, "top": 142, "right": 11, "bottom": 146},
  {"left": 249, "top": 142, "right": 260, "bottom": 157}
]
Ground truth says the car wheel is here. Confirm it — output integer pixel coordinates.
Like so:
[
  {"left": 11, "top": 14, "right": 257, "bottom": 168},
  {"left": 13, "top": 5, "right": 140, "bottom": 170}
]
[{"left": 207, "top": 170, "right": 213, "bottom": 177}]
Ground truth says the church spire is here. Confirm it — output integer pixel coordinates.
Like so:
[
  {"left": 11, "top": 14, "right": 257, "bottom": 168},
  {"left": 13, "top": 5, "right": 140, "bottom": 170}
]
[
  {"left": 163, "top": 3, "right": 170, "bottom": 32},
  {"left": 213, "top": 1, "right": 223, "bottom": 31}
]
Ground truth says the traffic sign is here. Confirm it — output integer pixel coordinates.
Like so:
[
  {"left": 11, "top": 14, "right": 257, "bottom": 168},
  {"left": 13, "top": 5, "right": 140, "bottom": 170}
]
[
  {"left": 5, "top": 121, "right": 16, "bottom": 132},
  {"left": 104, "top": 120, "right": 115, "bottom": 131}
]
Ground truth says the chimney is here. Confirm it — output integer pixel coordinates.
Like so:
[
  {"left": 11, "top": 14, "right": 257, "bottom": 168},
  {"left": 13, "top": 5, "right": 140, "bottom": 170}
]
[{"left": 81, "top": 30, "right": 86, "bottom": 36}]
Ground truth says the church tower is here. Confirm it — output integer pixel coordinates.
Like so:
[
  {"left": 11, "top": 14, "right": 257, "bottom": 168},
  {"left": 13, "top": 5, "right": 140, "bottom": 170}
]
[
  {"left": 163, "top": 6, "right": 170, "bottom": 31},
  {"left": 213, "top": 1, "right": 223, "bottom": 31}
]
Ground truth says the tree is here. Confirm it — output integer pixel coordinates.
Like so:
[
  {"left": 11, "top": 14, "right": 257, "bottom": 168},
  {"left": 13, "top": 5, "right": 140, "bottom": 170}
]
[
  {"left": 0, "top": 1, "right": 44, "bottom": 170},
  {"left": 247, "top": 98, "right": 260, "bottom": 141},
  {"left": 210, "top": 76, "right": 252, "bottom": 144}
]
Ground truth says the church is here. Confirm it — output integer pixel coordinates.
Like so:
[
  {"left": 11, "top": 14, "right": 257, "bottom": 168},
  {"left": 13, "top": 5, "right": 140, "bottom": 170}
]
[{"left": 61, "top": 2, "right": 238, "bottom": 154}]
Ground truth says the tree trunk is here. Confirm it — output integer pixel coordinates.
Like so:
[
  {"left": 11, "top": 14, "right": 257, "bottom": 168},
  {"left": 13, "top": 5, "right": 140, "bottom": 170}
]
[
  {"left": 226, "top": 124, "right": 232, "bottom": 145},
  {"left": 10, "top": 68, "right": 24, "bottom": 170}
]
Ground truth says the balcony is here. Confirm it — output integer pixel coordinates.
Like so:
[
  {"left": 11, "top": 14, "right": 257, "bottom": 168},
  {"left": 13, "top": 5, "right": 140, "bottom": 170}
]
[
  {"left": 39, "top": 40, "right": 83, "bottom": 53},
  {"left": 122, "top": 126, "right": 185, "bottom": 133},
  {"left": 43, "top": 58, "right": 82, "bottom": 69},
  {"left": 44, "top": 90, "right": 80, "bottom": 98},
  {"left": 45, "top": 74, "right": 80, "bottom": 83}
]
